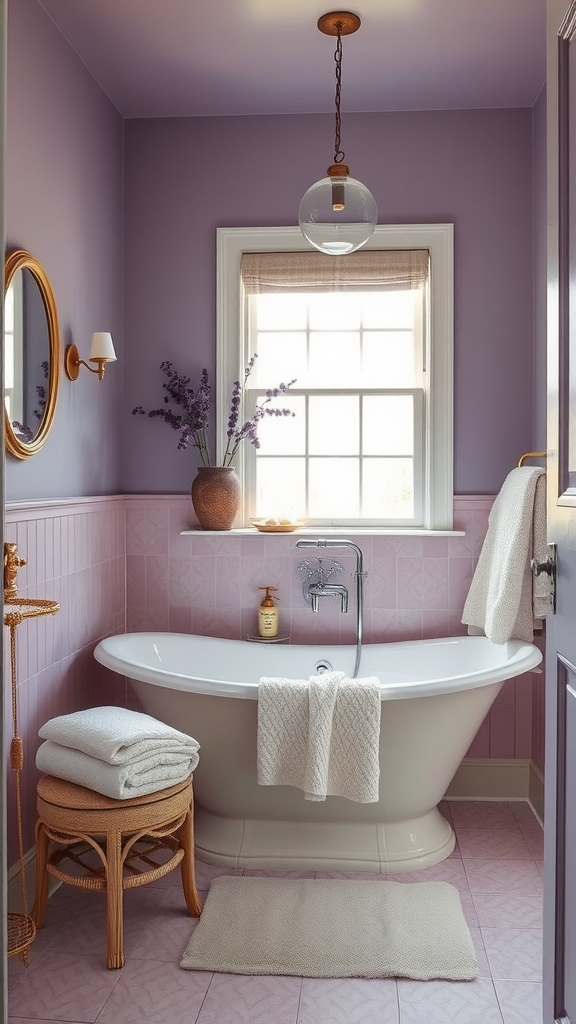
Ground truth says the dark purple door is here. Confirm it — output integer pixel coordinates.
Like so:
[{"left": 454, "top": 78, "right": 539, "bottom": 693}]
[{"left": 544, "top": 2, "right": 576, "bottom": 1021}]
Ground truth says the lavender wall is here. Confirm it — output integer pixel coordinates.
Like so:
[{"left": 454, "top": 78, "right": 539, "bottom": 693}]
[
  {"left": 122, "top": 108, "right": 535, "bottom": 495},
  {"left": 6, "top": 0, "right": 124, "bottom": 501},
  {"left": 7, "top": 4, "right": 536, "bottom": 499}
]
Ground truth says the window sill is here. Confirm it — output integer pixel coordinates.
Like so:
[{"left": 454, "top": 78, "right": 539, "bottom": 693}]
[{"left": 180, "top": 527, "right": 466, "bottom": 537}]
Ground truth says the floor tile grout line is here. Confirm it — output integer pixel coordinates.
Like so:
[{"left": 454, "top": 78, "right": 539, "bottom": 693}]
[
  {"left": 292, "top": 975, "right": 305, "bottom": 1024},
  {"left": 488, "top": 976, "right": 507, "bottom": 1024},
  {"left": 191, "top": 971, "right": 216, "bottom": 1024}
]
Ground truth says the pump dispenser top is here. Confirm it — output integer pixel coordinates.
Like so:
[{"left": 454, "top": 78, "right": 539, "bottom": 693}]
[{"left": 258, "top": 586, "right": 279, "bottom": 638}]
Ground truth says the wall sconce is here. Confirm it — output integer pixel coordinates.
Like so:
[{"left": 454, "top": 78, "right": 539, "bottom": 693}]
[
  {"left": 64, "top": 333, "right": 117, "bottom": 382},
  {"left": 298, "top": 11, "right": 378, "bottom": 255}
]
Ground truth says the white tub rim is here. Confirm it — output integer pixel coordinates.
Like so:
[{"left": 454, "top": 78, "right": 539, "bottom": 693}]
[{"left": 94, "top": 631, "right": 543, "bottom": 701}]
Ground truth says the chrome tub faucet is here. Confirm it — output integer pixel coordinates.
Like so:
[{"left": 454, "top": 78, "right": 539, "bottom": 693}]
[
  {"left": 296, "top": 539, "right": 367, "bottom": 678},
  {"left": 297, "top": 556, "right": 348, "bottom": 613}
]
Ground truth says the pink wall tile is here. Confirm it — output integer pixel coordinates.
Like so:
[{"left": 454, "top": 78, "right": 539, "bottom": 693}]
[
  {"left": 532, "top": 673, "right": 545, "bottom": 774},
  {"left": 448, "top": 556, "right": 476, "bottom": 611},
  {"left": 489, "top": 703, "right": 517, "bottom": 758},
  {"left": 126, "top": 503, "right": 170, "bottom": 555},
  {"left": 169, "top": 606, "right": 193, "bottom": 633},
  {"left": 496, "top": 678, "right": 516, "bottom": 705},
  {"left": 145, "top": 555, "right": 170, "bottom": 609},
  {"left": 468, "top": 713, "right": 491, "bottom": 758},
  {"left": 515, "top": 675, "right": 534, "bottom": 759}
]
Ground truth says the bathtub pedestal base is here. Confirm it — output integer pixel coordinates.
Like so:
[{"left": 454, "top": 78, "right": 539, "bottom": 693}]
[{"left": 194, "top": 805, "right": 455, "bottom": 874}]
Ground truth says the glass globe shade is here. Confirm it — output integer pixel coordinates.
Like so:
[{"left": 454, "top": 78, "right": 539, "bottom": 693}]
[{"left": 298, "top": 173, "right": 378, "bottom": 255}]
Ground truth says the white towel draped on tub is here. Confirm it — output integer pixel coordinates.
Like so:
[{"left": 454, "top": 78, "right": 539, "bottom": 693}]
[
  {"left": 461, "top": 466, "right": 550, "bottom": 644},
  {"left": 35, "top": 741, "right": 196, "bottom": 800},
  {"left": 257, "top": 672, "right": 381, "bottom": 803},
  {"left": 38, "top": 706, "right": 199, "bottom": 764}
]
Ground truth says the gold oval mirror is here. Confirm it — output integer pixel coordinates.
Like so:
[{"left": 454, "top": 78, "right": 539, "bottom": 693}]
[{"left": 4, "top": 250, "right": 61, "bottom": 459}]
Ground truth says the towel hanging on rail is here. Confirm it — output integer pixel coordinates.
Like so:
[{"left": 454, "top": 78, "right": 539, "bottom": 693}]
[{"left": 461, "top": 466, "right": 550, "bottom": 644}]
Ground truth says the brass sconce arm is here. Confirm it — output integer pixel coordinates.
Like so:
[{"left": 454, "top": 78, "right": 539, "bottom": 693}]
[{"left": 65, "top": 345, "right": 106, "bottom": 380}]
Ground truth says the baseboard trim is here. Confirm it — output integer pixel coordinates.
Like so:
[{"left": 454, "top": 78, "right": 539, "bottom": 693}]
[
  {"left": 528, "top": 761, "right": 544, "bottom": 824},
  {"left": 8, "top": 846, "right": 59, "bottom": 914},
  {"left": 446, "top": 757, "right": 544, "bottom": 818}
]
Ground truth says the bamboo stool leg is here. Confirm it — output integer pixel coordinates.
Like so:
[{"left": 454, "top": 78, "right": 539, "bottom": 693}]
[
  {"left": 179, "top": 808, "right": 203, "bottom": 917},
  {"left": 31, "top": 820, "right": 50, "bottom": 929},
  {"left": 105, "top": 829, "right": 124, "bottom": 969}
]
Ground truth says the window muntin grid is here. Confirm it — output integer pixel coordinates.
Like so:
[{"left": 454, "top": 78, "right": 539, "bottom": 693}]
[{"left": 245, "top": 289, "right": 425, "bottom": 526}]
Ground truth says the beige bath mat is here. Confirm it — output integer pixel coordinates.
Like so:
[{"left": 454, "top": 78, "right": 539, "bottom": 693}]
[{"left": 180, "top": 876, "right": 478, "bottom": 980}]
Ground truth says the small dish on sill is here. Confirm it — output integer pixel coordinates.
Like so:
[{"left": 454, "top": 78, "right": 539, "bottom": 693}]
[{"left": 251, "top": 520, "right": 305, "bottom": 533}]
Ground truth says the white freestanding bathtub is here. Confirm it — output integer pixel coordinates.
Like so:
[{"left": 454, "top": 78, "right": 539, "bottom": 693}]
[{"left": 94, "top": 632, "right": 542, "bottom": 873}]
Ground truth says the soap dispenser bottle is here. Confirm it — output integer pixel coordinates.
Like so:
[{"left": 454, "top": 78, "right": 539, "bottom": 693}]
[{"left": 258, "top": 586, "right": 279, "bottom": 639}]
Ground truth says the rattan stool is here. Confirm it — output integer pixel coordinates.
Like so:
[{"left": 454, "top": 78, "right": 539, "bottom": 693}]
[{"left": 32, "top": 774, "right": 202, "bottom": 969}]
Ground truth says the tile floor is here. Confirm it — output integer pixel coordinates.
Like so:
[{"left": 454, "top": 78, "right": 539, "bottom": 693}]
[{"left": 7, "top": 799, "right": 544, "bottom": 1024}]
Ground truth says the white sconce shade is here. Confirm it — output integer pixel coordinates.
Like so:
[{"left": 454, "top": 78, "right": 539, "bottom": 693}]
[
  {"left": 64, "top": 332, "right": 117, "bottom": 382},
  {"left": 89, "top": 332, "right": 116, "bottom": 363}
]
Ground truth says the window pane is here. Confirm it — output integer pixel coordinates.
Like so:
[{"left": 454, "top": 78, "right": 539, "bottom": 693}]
[
  {"left": 4, "top": 338, "right": 14, "bottom": 388},
  {"left": 363, "top": 395, "right": 414, "bottom": 455},
  {"left": 363, "top": 331, "right": 416, "bottom": 387},
  {"left": 255, "top": 395, "right": 305, "bottom": 455},
  {"left": 5, "top": 284, "right": 14, "bottom": 330},
  {"left": 255, "top": 457, "right": 306, "bottom": 519},
  {"left": 309, "top": 458, "right": 359, "bottom": 517},
  {"left": 362, "top": 458, "right": 414, "bottom": 518},
  {"left": 361, "top": 290, "right": 415, "bottom": 328},
  {"left": 254, "top": 332, "right": 307, "bottom": 387},
  {"left": 309, "top": 331, "right": 360, "bottom": 387},
  {"left": 309, "top": 396, "right": 359, "bottom": 455},
  {"left": 255, "top": 293, "right": 307, "bottom": 330},
  {"left": 308, "top": 292, "right": 362, "bottom": 330}
]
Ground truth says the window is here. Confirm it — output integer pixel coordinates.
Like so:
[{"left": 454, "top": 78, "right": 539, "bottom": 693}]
[
  {"left": 4, "top": 272, "right": 23, "bottom": 426},
  {"left": 217, "top": 225, "right": 453, "bottom": 531}
]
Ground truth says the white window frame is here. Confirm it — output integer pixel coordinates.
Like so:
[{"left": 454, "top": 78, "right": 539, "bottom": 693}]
[{"left": 216, "top": 224, "right": 454, "bottom": 531}]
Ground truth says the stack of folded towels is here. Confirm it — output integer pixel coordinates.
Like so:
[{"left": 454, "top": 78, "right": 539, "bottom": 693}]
[{"left": 36, "top": 705, "right": 200, "bottom": 800}]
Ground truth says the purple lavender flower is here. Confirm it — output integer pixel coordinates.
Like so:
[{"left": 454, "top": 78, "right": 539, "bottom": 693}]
[
  {"left": 133, "top": 356, "right": 296, "bottom": 467},
  {"left": 33, "top": 360, "right": 49, "bottom": 421},
  {"left": 133, "top": 361, "right": 212, "bottom": 464}
]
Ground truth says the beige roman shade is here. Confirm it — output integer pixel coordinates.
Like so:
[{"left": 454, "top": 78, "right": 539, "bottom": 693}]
[{"left": 241, "top": 249, "right": 429, "bottom": 293}]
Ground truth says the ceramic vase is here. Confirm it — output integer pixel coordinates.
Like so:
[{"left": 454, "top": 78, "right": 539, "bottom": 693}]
[{"left": 191, "top": 466, "right": 241, "bottom": 530}]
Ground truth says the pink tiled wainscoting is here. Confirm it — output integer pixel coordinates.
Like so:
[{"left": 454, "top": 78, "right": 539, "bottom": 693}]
[{"left": 4, "top": 497, "right": 127, "bottom": 865}]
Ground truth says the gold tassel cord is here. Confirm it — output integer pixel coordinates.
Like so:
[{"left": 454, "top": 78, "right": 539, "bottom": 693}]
[
  {"left": 7, "top": 621, "right": 36, "bottom": 964},
  {"left": 3, "top": 542, "right": 61, "bottom": 964}
]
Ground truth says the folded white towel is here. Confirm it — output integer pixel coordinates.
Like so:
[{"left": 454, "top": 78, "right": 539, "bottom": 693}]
[
  {"left": 38, "top": 706, "right": 199, "bottom": 765},
  {"left": 257, "top": 672, "right": 381, "bottom": 803},
  {"left": 462, "top": 467, "right": 550, "bottom": 644},
  {"left": 36, "top": 740, "right": 198, "bottom": 800}
]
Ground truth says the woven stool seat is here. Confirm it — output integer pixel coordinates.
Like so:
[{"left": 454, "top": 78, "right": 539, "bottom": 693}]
[{"left": 32, "top": 774, "right": 202, "bottom": 968}]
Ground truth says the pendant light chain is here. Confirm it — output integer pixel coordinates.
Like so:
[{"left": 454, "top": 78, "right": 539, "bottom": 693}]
[
  {"left": 298, "top": 11, "right": 377, "bottom": 255},
  {"left": 333, "top": 25, "right": 345, "bottom": 165}
]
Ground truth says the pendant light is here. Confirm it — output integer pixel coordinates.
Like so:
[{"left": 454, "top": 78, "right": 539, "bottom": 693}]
[{"left": 298, "top": 11, "right": 377, "bottom": 256}]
